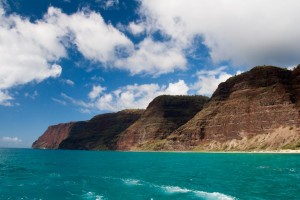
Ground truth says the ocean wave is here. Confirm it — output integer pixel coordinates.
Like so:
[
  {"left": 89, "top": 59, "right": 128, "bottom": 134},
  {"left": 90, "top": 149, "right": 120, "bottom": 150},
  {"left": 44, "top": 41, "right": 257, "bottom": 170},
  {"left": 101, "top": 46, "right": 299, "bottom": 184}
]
[
  {"left": 118, "top": 177, "right": 236, "bottom": 200},
  {"left": 162, "top": 186, "right": 191, "bottom": 193},
  {"left": 121, "top": 178, "right": 143, "bottom": 186},
  {"left": 161, "top": 185, "right": 236, "bottom": 200},
  {"left": 194, "top": 191, "right": 236, "bottom": 200}
]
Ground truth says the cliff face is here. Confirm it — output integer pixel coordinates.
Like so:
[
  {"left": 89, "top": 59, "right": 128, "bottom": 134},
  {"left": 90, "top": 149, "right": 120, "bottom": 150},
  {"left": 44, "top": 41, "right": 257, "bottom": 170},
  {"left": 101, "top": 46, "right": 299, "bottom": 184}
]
[
  {"left": 33, "top": 65, "right": 300, "bottom": 151},
  {"left": 164, "top": 66, "right": 300, "bottom": 150},
  {"left": 116, "top": 95, "right": 209, "bottom": 150},
  {"left": 59, "top": 109, "right": 143, "bottom": 150},
  {"left": 32, "top": 122, "right": 74, "bottom": 149},
  {"left": 32, "top": 110, "right": 143, "bottom": 150}
]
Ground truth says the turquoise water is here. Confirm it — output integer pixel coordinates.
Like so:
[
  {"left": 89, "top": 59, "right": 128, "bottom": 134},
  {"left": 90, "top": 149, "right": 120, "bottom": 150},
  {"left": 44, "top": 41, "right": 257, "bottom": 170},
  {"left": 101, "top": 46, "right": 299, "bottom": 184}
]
[{"left": 0, "top": 149, "right": 299, "bottom": 200}]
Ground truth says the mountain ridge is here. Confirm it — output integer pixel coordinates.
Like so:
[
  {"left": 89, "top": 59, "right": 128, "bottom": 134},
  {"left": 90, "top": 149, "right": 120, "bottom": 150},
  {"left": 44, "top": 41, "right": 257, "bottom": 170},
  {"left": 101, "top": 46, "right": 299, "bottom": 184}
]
[{"left": 33, "top": 65, "right": 300, "bottom": 151}]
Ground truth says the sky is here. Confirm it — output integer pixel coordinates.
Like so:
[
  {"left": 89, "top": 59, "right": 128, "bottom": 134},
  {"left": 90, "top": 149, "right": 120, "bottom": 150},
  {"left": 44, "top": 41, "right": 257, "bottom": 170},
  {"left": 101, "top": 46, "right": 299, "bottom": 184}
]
[{"left": 0, "top": 0, "right": 299, "bottom": 148}]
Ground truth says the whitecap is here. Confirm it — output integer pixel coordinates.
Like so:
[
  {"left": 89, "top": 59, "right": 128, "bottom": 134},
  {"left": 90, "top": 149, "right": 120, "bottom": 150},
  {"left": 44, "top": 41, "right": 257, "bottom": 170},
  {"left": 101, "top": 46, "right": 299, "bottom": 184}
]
[
  {"left": 82, "top": 191, "right": 103, "bottom": 200},
  {"left": 122, "top": 178, "right": 143, "bottom": 186},
  {"left": 162, "top": 186, "right": 191, "bottom": 193},
  {"left": 160, "top": 185, "right": 236, "bottom": 200},
  {"left": 194, "top": 191, "right": 236, "bottom": 200}
]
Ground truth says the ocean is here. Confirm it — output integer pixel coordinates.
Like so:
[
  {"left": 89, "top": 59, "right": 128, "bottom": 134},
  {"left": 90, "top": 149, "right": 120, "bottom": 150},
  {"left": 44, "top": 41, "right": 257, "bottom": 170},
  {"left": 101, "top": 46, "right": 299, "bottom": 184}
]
[{"left": 0, "top": 149, "right": 299, "bottom": 200}]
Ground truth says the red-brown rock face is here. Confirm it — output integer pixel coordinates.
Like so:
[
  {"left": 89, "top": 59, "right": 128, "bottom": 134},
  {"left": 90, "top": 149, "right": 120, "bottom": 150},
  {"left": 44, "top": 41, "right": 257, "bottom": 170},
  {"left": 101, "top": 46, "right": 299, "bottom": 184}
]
[
  {"left": 59, "top": 109, "right": 143, "bottom": 150},
  {"left": 33, "top": 65, "right": 300, "bottom": 151},
  {"left": 32, "top": 109, "right": 143, "bottom": 150},
  {"left": 32, "top": 122, "right": 75, "bottom": 149},
  {"left": 116, "top": 95, "right": 209, "bottom": 150},
  {"left": 165, "top": 66, "right": 300, "bottom": 150}
]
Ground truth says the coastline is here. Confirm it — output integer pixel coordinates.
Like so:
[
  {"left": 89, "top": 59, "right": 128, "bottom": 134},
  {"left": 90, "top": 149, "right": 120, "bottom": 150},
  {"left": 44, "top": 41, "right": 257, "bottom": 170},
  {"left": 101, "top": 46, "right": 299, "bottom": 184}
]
[
  {"left": 29, "top": 148, "right": 300, "bottom": 153},
  {"left": 125, "top": 149, "right": 300, "bottom": 154}
]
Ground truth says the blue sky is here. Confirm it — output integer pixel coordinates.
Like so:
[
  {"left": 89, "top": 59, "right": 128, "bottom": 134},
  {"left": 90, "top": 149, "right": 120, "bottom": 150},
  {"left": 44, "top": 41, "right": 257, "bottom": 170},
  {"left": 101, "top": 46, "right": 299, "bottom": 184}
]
[{"left": 0, "top": 0, "right": 299, "bottom": 147}]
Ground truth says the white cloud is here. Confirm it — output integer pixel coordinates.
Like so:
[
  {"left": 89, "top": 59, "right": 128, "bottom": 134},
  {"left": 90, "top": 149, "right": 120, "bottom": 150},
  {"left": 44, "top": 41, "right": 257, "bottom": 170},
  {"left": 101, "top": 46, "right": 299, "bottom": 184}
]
[
  {"left": 95, "top": 80, "right": 189, "bottom": 111},
  {"left": 0, "top": 6, "right": 132, "bottom": 90},
  {"left": 115, "top": 37, "right": 186, "bottom": 75},
  {"left": 62, "top": 79, "right": 75, "bottom": 86},
  {"left": 139, "top": 0, "right": 300, "bottom": 67},
  {"left": 0, "top": 4, "right": 199, "bottom": 103},
  {"left": 191, "top": 67, "right": 233, "bottom": 96},
  {"left": 128, "top": 22, "right": 145, "bottom": 35},
  {"left": 0, "top": 90, "right": 13, "bottom": 106},
  {"left": 165, "top": 80, "right": 189, "bottom": 95},
  {"left": 49, "top": 7, "right": 133, "bottom": 64},
  {"left": 0, "top": 6, "right": 64, "bottom": 90},
  {"left": 88, "top": 85, "right": 106, "bottom": 100},
  {"left": 0, "top": 6, "right": 135, "bottom": 106},
  {"left": 104, "top": 0, "right": 119, "bottom": 9},
  {"left": 64, "top": 80, "right": 189, "bottom": 112},
  {"left": 1, "top": 136, "right": 22, "bottom": 143}
]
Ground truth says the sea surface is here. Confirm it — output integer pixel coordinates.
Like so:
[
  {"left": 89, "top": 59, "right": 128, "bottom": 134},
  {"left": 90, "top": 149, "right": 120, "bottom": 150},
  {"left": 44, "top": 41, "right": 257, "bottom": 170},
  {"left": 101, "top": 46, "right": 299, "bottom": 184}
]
[{"left": 0, "top": 149, "right": 300, "bottom": 200}]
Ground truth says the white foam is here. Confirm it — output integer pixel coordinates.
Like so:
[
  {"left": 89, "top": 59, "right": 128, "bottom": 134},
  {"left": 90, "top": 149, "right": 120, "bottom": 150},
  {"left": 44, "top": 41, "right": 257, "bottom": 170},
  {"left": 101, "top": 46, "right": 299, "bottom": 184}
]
[
  {"left": 162, "top": 186, "right": 191, "bottom": 193},
  {"left": 161, "top": 185, "right": 236, "bottom": 200},
  {"left": 122, "top": 178, "right": 143, "bottom": 186},
  {"left": 82, "top": 191, "right": 103, "bottom": 200},
  {"left": 194, "top": 191, "right": 236, "bottom": 200},
  {"left": 120, "top": 177, "right": 236, "bottom": 200}
]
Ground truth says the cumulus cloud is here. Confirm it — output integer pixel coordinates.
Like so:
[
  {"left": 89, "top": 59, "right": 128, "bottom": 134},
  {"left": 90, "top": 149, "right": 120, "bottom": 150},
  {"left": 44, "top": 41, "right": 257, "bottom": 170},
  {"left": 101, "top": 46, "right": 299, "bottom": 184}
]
[
  {"left": 191, "top": 67, "right": 233, "bottom": 96},
  {"left": 165, "top": 80, "right": 189, "bottom": 95},
  {"left": 115, "top": 37, "right": 186, "bottom": 75},
  {"left": 0, "top": 8, "right": 64, "bottom": 90},
  {"left": 1, "top": 136, "right": 22, "bottom": 143},
  {"left": 95, "top": 80, "right": 189, "bottom": 111},
  {"left": 48, "top": 7, "right": 133, "bottom": 64},
  {"left": 0, "top": 6, "right": 131, "bottom": 90},
  {"left": 88, "top": 85, "right": 106, "bottom": 100},
  {"left": 0, "top": 3, "right": 205, "bottom": 103},
  {"left": 0, "top": 6, "right": 135, "bottom": 106},
  {"left": 139, "top": 0, "right": 300, "bottom": 67},
  {"left": 128, "top": 22, "right": 145, "bottom": 35},
  {"left": 64, "top": 80, "right": 189, "bottom": 112}
]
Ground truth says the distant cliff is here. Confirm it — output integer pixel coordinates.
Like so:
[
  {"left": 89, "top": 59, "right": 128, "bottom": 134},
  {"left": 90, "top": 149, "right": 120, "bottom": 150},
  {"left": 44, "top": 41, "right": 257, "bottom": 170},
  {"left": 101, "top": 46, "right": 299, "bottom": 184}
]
[
  {"left": 32, "top": 122, "right": 74, "bottom": 149},
  {"left": 33, "top": 66, "right": 300, "bottom": 151},
  {"left": 32, "top": 110, "right": 143, "bottom": 150}
]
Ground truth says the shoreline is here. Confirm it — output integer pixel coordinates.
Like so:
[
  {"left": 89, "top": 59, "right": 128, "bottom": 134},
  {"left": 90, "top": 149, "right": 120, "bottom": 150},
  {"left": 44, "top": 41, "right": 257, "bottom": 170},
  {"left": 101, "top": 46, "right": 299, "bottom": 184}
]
[
  {"left": 27, "top": 148, "right": 300, "bottom": 153},
  {"left": 121, "top": 149, "right": 300, "bottom": 154}
]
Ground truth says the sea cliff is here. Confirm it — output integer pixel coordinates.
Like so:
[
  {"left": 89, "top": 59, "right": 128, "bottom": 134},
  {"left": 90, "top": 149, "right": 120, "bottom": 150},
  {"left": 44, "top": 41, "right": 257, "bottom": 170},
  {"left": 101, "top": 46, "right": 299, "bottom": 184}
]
[{"left": 33, "top": 65, "right": 300, "bottom": 151}]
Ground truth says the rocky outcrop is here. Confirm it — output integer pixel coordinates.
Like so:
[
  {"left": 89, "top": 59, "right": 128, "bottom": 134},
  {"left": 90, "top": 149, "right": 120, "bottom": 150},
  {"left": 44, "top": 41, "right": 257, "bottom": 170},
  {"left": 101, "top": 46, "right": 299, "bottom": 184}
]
[
  {"left": 116, "top": 95, "right": 209, "bottom": 150},
  {"left": 163, "top": 66, "right": 300, "bottom": 151},
  {"left": 32, "top": 110, "right": 143, "bottom": 150}
]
